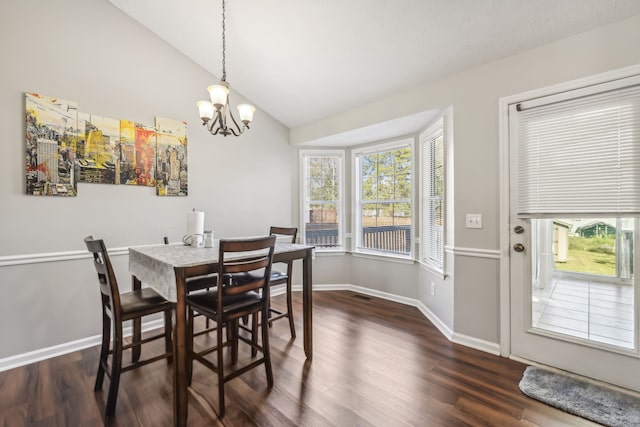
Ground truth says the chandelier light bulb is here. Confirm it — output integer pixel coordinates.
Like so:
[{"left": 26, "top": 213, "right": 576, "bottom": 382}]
[
  {"left": 197, "top": 100, "right": 214, "bottom": 122},
  {"left": 237, "top": 104, "right": 256, "bottom": 124},
  {"left": 207, "top": 84, "right": 229, "bottom": 110}
]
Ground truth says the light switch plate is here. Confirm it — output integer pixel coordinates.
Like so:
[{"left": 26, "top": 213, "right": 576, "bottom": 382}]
[{"left": 466, "top": 213, "right": 482, "bottom": 229}]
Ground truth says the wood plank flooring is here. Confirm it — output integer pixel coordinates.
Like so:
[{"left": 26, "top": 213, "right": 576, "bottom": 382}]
[{"left": 0, "top": 291, "right": 598, "bottom": 426}]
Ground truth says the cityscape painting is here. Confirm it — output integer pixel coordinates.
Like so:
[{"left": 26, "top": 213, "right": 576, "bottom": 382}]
[
  {"left": 24, "top": 92, "right": 184, "bottom": 196},
  {"left": 120, "top": 120, "right": 157, "bottom": 187},
  {"left": 155, "top": 117, "right": 188, "bottom": 196},
  {"left": 77, "top": 113, "right": 120, "bottom": 184},
  {"left": 25, "top": 93, "right": 79, "bottom": 196}
]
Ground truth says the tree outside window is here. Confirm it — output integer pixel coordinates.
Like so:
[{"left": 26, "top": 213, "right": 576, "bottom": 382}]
[
  {"left": 357, "top": 144, "right": 412, "bottom": 256},
  {"left": 302, "top": 151, "right": 343, "bottom": 250}
]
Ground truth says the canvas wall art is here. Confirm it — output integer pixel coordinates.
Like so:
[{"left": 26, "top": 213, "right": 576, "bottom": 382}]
[
  {"left": 77, "top": 113, "right": 120, "bottom": 184},
  {"left": 24, "top": 92, "right": 184, "bottom": 196},
  {"left": 119, "top": 120, "right": 157, "bottom": 187},
  {"left": 156, "top": 117, "right": 188, "bottom": 196},
  {"left": 25, "top": 93, "right": 79, "bottom": 196}
]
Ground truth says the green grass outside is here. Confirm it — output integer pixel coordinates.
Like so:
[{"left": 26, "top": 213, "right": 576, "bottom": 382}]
[{"left": 554, "top": 235, "right": 616, "bottom": 276}]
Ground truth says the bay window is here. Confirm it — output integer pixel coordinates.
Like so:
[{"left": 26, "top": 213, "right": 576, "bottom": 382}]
[
  {"left": 354, "top": 140, "right": 413, "bottom": 258},
  {"left": 300, "top": 150, "right": 344, "bottom": 251}
]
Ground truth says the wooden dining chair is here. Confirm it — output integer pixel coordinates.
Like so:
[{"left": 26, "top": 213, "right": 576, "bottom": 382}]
[
  {"left": 267, "top": 226, "right": 297, "bottom": 338},
  {"left": 186, "top": 235, "right": 276, "bottom": 417},
  {"left": 84, "top": 236, "right": 172, "bottom": 419}
]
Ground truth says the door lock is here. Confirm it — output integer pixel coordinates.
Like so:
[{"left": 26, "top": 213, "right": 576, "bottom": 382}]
[
  {"left": 513, "top": 243, "right": 525, "bottom": 252},
  {"left": 514, "top": 225, "right": 524, "bottom": 234}
]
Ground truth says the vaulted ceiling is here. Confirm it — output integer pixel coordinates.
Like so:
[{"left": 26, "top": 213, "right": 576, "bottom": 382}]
[{"left": 108, "top": 0, "right": 640, "bottom": 144}]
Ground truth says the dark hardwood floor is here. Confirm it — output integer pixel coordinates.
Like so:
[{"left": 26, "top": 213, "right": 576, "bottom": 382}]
[{"left": 0, "top": 291, "right": 597, "bottom": 426}]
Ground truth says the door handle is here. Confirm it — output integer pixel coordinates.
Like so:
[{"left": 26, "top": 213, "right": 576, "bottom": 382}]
[{"left": 513, "top": 243, "right": 525, "bottom": 252}]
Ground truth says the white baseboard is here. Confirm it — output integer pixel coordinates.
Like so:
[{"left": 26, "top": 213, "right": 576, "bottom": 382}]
[
  {"left": 1, "top": 285, "right": 500, "bottom": 371},
  {"left": 305, "top": 284, "right": 456, "bottom": 343},
  {"left": 452, "top": 332, "right": 501, "bottom": 355},
  {"left": 0, "top": 319, "right": 165, "bottom": 372}
]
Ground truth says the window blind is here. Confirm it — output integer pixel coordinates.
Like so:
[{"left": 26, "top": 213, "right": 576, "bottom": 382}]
[
  {"left": 515, "top": 82, "right": 640, "bottom": 217},
  {"left": 422, "top": 120, "right": 444, "bottom": 268}
]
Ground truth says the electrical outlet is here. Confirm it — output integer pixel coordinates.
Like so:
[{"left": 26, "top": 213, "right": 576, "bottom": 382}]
[
  {"left": 466, "top": 213, "right": 483, "bottom": 229},
  {"left": 430, "top": 282, "right": 435, "bottom": 296}
]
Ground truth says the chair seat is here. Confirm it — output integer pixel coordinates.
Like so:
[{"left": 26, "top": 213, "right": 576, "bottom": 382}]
[
  {"left": 188, "top": 290, "right": 261, "bottom": 317},
  {"left": 186, "top": 274, "right": 218, "bottom": 292},
  {"left": 120, "top": 287, "right": 172, "bottom": 318},
  {"left": 270, "top": 270, "right": 287, "bottom": 283},
  {"left": 233, "top": 269, "right": 287, "bottom": 285}
]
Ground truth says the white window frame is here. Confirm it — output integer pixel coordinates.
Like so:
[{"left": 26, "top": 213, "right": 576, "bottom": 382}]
[
  {"left": 353, "top": 138, "right": 415, "bottom": 260},
  {"left": 299, "top": 149, "right": 345, "bottom": 252},
  {"left": 420, "top": 116, "right": 447, "bottom": 274}
]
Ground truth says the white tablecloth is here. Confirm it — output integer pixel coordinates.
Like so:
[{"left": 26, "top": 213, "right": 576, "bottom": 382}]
[{"left": 129, "top": 242, "right": 314, "bottom": 302}]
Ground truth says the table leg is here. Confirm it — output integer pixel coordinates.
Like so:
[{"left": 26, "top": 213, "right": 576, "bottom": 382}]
[
  {"left": 173, "top": 268, "right": 188, "bottom": 426},
  {"left": 132, "top": 276, "right": 142, "bottom": 363},
  {"left": 302, "top": 249, "right": 313, "bottom": 359}
]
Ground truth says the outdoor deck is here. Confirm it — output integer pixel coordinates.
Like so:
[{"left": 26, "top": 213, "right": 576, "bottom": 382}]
[{"left": 532, "top": 277, "right": 634, "bottom": 349}]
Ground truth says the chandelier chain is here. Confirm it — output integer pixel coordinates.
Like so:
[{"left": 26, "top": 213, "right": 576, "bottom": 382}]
[
  {"left": 221, "top": 0, "right": 226, "bottom": 82},
  {"left": 196, "top": 0, "right": 254, "bottom": 136}
]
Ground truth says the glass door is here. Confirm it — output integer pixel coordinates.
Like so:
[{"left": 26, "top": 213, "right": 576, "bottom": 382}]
[{"left": 531, "top": 218, "right": 635, "bottom": 350}]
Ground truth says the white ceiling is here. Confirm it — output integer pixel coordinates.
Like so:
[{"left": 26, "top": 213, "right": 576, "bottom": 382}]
[{"left": 108, "top": 0, "right": 640, "bottom": 145}]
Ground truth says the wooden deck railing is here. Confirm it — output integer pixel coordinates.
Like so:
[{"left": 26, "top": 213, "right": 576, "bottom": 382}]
[{"left": 305, "top": 225, "right": 411, "bottom": 254}]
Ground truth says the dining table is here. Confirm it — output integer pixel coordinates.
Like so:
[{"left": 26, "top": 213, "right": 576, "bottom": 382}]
[{"left": 128, "top": 239, "right": 315, "bottom": 426}]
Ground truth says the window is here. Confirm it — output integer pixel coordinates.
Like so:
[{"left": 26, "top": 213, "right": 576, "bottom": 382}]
[
  {"left": 546, "top": 218, "right": 633, "bottom": 280},
  {"left": 421, "top": 119, "right": 445, "bottom": 270},
  {"left": 300, "top": 150, "right": 344, "bottom": 251},
  {"left": 354, "top": 140, "right": 413, "bottom": 257}
]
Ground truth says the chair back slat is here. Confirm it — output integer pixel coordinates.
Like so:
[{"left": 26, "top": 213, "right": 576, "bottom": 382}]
[
  {"left": 84, "top": 236, "right": 122, "bottom": 314},
  {"left": 269, "top": 226, "right": 297, "bottom": 243},
  {"left": 218, "top": 236, "right": 276, "bottom": 299}
]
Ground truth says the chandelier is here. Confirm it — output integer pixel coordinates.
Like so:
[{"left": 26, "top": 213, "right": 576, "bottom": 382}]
[{"left": 197, "top": 0, "right": 255, "bottom": 137}]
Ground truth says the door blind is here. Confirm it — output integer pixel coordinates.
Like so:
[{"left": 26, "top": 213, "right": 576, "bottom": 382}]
[{"left": 514, "top": 81, "right": 640, "bottom": 217}]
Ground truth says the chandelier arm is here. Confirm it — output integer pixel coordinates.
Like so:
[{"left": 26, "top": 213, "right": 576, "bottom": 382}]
[
  {"left": 227, "top": 108, "right": 244, "bottom": 135},
  {"left": 205, "top": 118, "right": 215, "bottom": 133}
]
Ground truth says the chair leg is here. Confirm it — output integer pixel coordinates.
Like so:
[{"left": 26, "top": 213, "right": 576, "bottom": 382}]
[
  {"left": 230, "top": 319, "right": 239, "bottom": 365},
  {"left": 217, "top": 318, "right": 226, "bottom": 418},
  {"left": 251, "top": 313, "right": 258, "bottom": 357},
  {"left": 205, "top": 287, "right": 211, "bottom": 329},
  {"left": 164, "top": 309, "right": 173, "bottom": 364},
  {"left": 187, "top": 310, "right": 194, "bottom": 386},
  {"left": 286, "top": 280, "right": 296, "bottom": 338},
  {"left": 94, "top": 311, "right": 110, "bottom": 391},
  {"left": 261, "top": 307, "right": 274, "bottom": 387},
  {"left": 105, "top": 322, "right": 123, "bottom": 418},
  {"left": 267, "top": 291, "right": 273, "bottom": 327}
]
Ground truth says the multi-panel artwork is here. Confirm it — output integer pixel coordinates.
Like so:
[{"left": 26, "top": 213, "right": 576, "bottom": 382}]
[
  {"left": 26, "top": 93, "right": 79, "bottom": 196},
  {"left": 156, "top": 117, "right": 188, "bottom": 196},
  {"left": 25, "top": 92, "right": 187, "bottom": 196}
]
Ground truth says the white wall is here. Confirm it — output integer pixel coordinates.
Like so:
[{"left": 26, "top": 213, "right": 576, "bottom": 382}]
[
  {"left": 293, "top": 14, "right": 640, "bottom": 345},
  {"left": 0, "top": 0, "right": 292, "bottom": 359}
]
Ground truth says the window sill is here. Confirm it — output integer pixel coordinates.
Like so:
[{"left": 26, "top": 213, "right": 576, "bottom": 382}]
[
  {"left": 417, "top": 260, "right": 447, "bottom": 279},
  {"left": 351, "top": 251, "right": 415, "bottom": 265},
  {"left": 314, "top": 249, "right": 347, "bottom": 256}
]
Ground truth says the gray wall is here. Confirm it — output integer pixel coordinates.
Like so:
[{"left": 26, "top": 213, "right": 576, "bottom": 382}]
[
  {"left": 0, "top": 0, "right": 291, "bottom": 358},
  {"left": 294, "top": 14, "right": 640, "bottom": 346}
]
